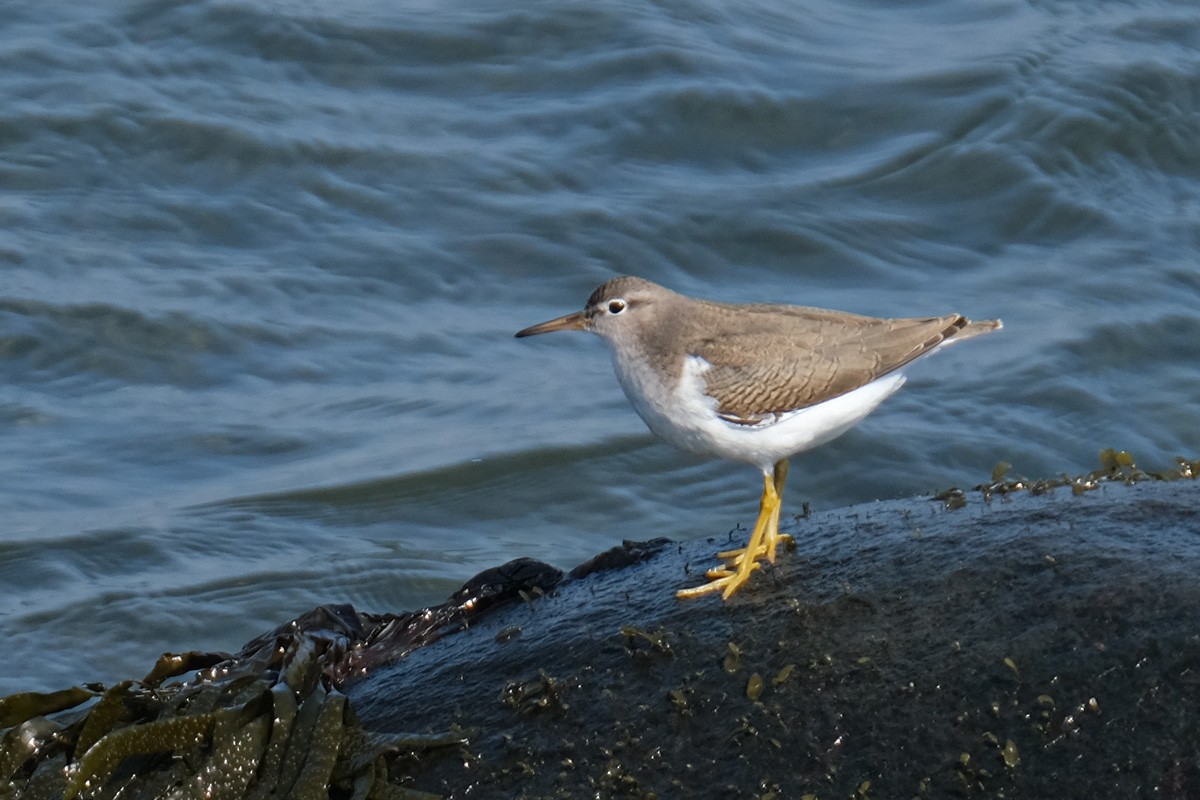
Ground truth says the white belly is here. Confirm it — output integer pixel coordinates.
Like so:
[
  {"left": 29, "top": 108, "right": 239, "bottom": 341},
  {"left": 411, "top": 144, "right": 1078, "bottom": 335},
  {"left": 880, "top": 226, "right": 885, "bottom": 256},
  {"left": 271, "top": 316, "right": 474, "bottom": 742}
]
[{"left": 612, "top": 352, "right": 906, "bottom": 472}]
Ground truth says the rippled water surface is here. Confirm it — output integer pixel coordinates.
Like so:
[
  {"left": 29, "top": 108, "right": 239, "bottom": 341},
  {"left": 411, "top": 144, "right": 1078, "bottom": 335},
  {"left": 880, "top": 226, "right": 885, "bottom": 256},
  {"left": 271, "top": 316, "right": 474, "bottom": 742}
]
[{"left": 2, "top": 0, "right": 1199, "bottom": 694}]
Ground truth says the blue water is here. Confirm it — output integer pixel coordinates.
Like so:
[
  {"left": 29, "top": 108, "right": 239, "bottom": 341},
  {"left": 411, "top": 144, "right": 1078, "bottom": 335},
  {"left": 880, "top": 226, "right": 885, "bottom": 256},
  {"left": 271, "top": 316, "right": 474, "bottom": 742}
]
[{"left": 2, "top": 0, "right": 1199, "bottom": 695}]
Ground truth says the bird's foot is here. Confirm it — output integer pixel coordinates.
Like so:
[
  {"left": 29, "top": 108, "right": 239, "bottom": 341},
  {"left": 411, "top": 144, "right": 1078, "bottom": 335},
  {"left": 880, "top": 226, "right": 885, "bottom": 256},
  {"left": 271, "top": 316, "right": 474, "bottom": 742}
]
[
  {"left": 717, "top": 532, "right": 793, "bottom": 565},
  {"left": 678, "top": 463, "right": 791, "bottom": 601},
  {"left": 676, "top": 559, "right": 760, "bottom": 600}
]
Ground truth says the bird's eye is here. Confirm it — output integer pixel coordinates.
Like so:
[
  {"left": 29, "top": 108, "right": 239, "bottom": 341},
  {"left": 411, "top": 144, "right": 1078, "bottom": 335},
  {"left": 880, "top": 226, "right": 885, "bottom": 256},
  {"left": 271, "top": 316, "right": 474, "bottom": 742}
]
[{"left": 607, "top": 299, "right": 627, "bottom": 314}]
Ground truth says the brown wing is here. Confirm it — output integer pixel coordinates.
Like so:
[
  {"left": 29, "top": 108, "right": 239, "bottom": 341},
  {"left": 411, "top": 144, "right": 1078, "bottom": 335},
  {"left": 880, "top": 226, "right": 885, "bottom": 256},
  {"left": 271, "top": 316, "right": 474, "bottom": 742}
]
[{"left": 688, "top": 305, "right": 985, "bottom": 424}]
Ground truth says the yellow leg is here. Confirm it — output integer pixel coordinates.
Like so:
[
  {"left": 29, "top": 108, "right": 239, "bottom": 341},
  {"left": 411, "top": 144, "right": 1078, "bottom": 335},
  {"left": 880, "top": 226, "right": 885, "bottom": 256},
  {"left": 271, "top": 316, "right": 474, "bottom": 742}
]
[
  {"left": 764, "top": 459, "right": 791, "bottom": 563},
  {"left": 715, "top": 459, "right": 793, "bottom": 565},
  {"left": 676, "top": 459, "right": 792, "bottom": 600}
]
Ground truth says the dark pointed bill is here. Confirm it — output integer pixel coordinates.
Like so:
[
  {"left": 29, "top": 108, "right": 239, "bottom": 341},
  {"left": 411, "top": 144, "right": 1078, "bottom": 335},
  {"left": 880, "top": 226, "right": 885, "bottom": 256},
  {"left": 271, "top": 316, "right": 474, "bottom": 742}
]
[{"left": 515, "top": 311, "right": 586, "bottom": 337}]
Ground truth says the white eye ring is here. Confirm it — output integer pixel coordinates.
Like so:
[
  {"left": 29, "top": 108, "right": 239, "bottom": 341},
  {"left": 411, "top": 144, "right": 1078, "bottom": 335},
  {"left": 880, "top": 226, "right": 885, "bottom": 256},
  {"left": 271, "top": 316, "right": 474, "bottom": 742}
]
[{"left": 607, "top": 299, "right": 627, "bottom": 314}]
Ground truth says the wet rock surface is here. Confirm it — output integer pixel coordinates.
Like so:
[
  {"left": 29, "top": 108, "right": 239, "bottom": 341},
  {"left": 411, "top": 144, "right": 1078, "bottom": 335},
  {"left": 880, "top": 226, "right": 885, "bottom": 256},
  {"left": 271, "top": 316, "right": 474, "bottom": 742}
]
[
  {"left": 351, "top": 478, "right": 1200, "bottom": 799},
  {"left": 3, "top": 466, "right": 1199, "bottom": 799}
]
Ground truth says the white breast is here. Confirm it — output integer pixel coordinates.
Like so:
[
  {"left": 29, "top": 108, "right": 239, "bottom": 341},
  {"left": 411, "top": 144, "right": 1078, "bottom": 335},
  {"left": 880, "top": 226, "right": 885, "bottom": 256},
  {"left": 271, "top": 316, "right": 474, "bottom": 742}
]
[{"left": 612, "top": 352, "right": 906, "bottom": 472}]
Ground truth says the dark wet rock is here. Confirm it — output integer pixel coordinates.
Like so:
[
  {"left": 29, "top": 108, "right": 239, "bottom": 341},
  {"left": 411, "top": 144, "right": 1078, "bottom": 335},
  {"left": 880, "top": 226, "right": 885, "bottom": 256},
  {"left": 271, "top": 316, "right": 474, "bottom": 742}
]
[
  {"left": 331, "top": 556, "right": 564, "bottom": 686},
  {"left": 569, "top": 538, "right": 672, "bottom": 579},
  {"left": 348, "top": 478, "right": 1200, "bottom": 799},
  {"left": 3, "top": 460, "right": 1199, "bottom": 799}
]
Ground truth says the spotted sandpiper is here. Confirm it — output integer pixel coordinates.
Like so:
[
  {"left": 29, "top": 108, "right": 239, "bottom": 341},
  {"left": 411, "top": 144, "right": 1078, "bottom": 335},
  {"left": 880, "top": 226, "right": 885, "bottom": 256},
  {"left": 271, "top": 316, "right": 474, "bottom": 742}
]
[{"left": 516, "top": 276, "right": 1001, "bottom": 600}]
